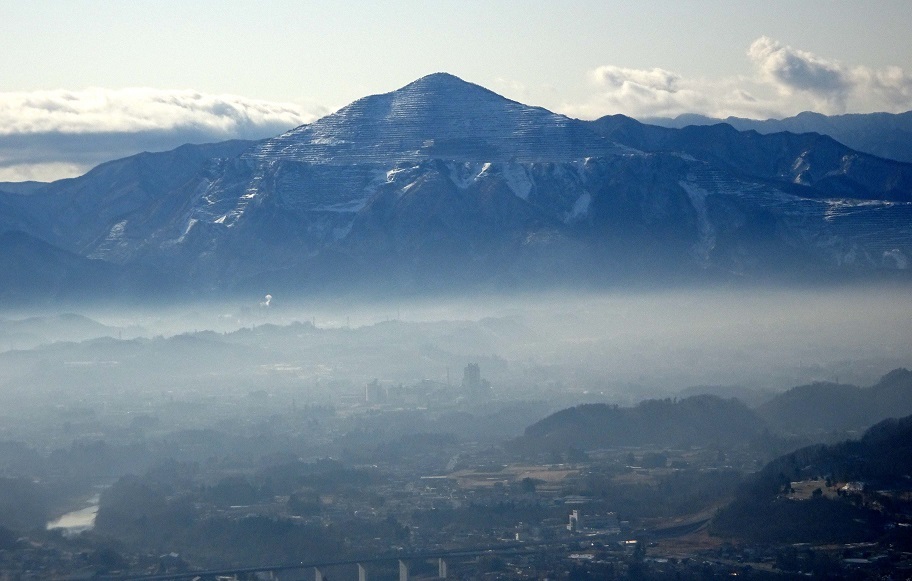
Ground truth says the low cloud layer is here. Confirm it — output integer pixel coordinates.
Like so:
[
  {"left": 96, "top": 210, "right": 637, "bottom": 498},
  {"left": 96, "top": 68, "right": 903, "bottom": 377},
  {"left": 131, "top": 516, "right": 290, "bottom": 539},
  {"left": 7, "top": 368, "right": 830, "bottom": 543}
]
[
  {"left": 563, "top": 36, "right": 912, "bottom": 121},
  {"left": 0, "top": 89, "right": 324, "bottom": 182}
]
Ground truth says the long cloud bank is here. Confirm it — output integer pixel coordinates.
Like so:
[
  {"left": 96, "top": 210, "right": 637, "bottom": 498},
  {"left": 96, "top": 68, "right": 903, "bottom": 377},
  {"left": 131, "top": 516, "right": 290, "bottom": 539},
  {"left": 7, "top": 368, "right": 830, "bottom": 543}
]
[
  {"left": 0, "top": 89, "right": 323, "bottom": 182},
  {"left": 562, "top": 36, "right": 912, "bottom": 121}
]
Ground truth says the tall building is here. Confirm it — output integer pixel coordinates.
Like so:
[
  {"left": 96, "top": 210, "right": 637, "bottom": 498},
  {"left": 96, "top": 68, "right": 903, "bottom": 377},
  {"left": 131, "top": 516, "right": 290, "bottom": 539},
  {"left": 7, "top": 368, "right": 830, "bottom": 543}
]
[
  {"left": 365, "top": 379, "right": 386, "bottom": 404},
  {"left": 461, "top": 363, "right": 491, "bottom": 398}
]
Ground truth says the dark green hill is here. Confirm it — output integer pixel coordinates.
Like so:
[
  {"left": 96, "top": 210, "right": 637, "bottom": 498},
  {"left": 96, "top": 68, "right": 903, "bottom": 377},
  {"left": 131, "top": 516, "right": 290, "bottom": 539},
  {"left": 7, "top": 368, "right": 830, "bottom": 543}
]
[
  {"left": 517, "top": 394, "right": 765, "bottom": 451},
  {"left": 711, "top": 414, "right": 912, "bottom": 543},
  {"left": 758, "top": 368, "right": 912, "bottom": 434}
]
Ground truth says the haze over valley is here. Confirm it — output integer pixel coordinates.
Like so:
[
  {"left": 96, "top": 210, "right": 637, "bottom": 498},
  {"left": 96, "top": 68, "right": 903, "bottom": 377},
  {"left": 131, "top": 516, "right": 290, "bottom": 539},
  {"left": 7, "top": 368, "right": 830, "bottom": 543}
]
[{"left": 2, "top": 3, "right": 912, "bottom": 578}]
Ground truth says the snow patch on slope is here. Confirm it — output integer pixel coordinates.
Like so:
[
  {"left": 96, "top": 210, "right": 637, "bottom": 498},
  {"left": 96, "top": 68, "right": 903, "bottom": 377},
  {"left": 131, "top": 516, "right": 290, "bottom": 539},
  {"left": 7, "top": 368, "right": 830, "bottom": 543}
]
[
  {"left": 570, "top": 193, "right": 591, "bottom": 219},
  {"left": 679, "top": 181, "right": 716, "bottom": 263},
  {"left": 445, "top": 161, "right": 534, "bottom": 200},
  {"left": 500, "top": 164, "right": 533, "bottom": 200},
  {"left": 449, "top": 162, "right": 486, "bottom": 189},
  {"left": 88, "top": 219, "right": 130, "bottom": 260}
]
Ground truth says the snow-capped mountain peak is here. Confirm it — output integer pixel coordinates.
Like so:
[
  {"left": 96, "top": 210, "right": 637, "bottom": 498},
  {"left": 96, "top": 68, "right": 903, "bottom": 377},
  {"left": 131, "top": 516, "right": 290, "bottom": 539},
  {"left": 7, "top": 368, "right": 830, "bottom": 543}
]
[
  {"left": 250, "top": 73, "right": 626, "bottom": 165},
  {"left": 2, "top": 73, "right": 911, "bottom": 301}
]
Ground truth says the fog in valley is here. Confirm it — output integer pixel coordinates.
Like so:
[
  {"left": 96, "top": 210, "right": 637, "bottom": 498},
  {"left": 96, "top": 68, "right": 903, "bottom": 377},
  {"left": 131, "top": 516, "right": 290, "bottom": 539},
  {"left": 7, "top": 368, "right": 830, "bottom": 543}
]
[
  {"left": 1, "top": 284, "right": 911, "bottom": 577},
  {"left": 2, "top": 285, "right": 910, "bottom": 444}
]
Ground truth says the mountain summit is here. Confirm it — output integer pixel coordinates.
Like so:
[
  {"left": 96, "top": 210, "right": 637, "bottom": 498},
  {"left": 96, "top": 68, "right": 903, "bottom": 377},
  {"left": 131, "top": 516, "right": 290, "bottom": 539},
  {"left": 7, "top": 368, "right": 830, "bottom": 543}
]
[
  {"left": 252, "top": 73, "right": 625, "bottom": 164},
  {"left": 1, "top": 74, "right": 911, "bottom": 301}
]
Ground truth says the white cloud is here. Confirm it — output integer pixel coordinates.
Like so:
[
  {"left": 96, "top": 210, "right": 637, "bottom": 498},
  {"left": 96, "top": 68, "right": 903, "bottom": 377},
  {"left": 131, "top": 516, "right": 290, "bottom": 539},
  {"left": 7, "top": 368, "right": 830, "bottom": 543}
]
[
  {"left": 562, "top": 37, "right": 912, "bottom": 121},
  {"left": 0, "top": 162, "right": 86, "bottom": 183},
  {"left": 0, "top": 88, "right": 319, "bottom": 136},
  {"left": 749, "top": 36, "right": 912, "bottom": 114},
  {"left": 590, "top": 65, "right": 681, "bottom": 92},
  {"left": 0, "top": 88, "right": 327, "bottom": 182},
  {"left": 561, "top": 70, "right": 781, "bottom": 121},
  {"left": 748, "top": 37, "right": 849, "bottom": 97}
]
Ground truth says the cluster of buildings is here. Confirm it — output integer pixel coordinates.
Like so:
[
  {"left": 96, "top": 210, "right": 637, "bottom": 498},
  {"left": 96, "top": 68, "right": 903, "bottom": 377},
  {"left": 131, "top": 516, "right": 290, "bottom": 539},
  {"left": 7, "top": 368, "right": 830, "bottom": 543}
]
[{"left": 363, "top": 363, "right": 492, "bottom": 406}]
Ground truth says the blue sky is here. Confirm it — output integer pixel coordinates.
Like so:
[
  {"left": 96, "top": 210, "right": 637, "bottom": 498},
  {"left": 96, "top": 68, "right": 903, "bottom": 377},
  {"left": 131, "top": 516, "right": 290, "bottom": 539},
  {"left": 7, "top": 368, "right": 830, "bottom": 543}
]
[{"left": 1, "top": 0, "right": 911, "bottom": 181}]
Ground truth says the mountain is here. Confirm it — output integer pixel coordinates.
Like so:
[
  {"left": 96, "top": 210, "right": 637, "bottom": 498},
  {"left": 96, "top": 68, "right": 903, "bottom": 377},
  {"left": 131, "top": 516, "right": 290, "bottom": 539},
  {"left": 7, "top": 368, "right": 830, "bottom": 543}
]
[
  {"left": 588, "top": 115, "right": 912, "bottom": 202},
  {"left": 252, "top": 73, "right": 627, "bottom": 165},
  {"left": 0, "top": 181, "right": 46, "bottom": 195},
  {"left": 515, "top": 395, "right": 766, "bottom": 451},
  {"left": 645, "top": 110, "right": 912, "bottom": 163},
  {"left": 0, "top": 313, "right": 128, "bottom": 351},
  {"left": 757, "top": 368, "right": 912, "bottom": 435},
  {"left": 515, "top": 368, "right": 912, "bottom": 456},
  {"left": 0, "top": 139, "right": 258, "bottom": 300},
  {"left": 2, "top": 73, "right": 912, "bottom": 301},
  {"left": 0, "top": 231, "right": 124, "bottom": 305},
  {"left": 0, "top": 230, "right": 173, "bottom": 306},
  {"left": 711, "top": 414, "right": 912, "bottom": 543},
  {"left": 2, "top": 139, "right": 256, "bottom": 257}
]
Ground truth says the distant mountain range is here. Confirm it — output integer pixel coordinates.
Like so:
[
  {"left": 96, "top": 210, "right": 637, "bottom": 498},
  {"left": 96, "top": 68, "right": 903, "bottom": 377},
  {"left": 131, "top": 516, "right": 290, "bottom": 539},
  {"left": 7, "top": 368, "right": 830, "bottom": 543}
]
[
  {"left": 1, "top": 73, "right": 911, "bottom": 303},
  {"left": 645, "top": 110, "right": 912, "bottom": 163},
  {"left": 0, "top": 312, "right": 137, "bottom": 351}
]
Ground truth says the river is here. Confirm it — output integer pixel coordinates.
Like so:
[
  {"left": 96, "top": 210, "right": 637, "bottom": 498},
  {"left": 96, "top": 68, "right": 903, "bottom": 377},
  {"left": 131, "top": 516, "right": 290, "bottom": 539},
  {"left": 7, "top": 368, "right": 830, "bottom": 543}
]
[{"left": 46, "top": 494, "right": 100, "bottom": 536}]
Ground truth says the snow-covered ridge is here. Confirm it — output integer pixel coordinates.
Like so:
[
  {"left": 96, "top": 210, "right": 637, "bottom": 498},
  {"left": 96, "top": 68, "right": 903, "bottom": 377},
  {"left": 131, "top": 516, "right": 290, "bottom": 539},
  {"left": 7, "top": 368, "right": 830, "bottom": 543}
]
[
  {"left": 682, "top": 162, "right": 912, "bottom": 268},
  {"left": 249, "top": 73, "right": 628, "bottom": 165}
]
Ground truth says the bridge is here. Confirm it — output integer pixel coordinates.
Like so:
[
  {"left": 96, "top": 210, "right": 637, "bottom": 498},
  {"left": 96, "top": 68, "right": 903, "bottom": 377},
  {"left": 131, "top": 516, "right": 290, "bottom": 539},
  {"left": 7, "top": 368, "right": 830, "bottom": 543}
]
[
  {"left": 102, "top": 520, "right": 699, "bottom": 580},
  {"left": 109, "top": 541, "right": 550, "bottom": 581}
]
